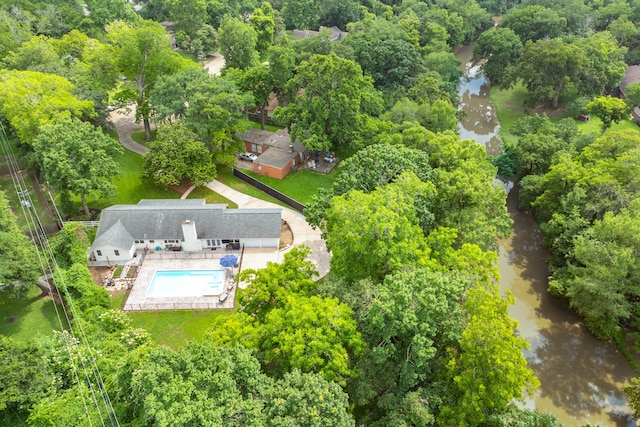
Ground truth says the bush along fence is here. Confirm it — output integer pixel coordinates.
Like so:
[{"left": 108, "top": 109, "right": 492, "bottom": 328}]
[{"left": 232, "top": 168, "right": 307, "bottom": 213}]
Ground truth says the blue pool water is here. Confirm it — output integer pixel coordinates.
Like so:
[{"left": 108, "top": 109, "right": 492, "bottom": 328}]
[{"left": 147, "top": 270, "right": 225, "bottom": 297}]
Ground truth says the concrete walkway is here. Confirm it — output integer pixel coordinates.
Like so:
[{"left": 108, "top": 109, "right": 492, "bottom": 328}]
[{"left": 110, "top": 109, "right": 331, "bottom": 278}]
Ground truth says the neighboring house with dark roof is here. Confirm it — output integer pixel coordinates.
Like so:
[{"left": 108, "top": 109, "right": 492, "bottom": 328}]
[
  {"left": 237, "top": 128, "right": 308, "bottom": 179},
  {"left": 618, "top": 65, "right": 640, "bottom": 124},
  {"left": 89, "top": 199, "right": 281, "bottom": 264}
]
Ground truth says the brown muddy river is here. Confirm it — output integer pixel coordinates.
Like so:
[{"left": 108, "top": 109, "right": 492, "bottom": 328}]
[{"left": 455, "top": 46, "right": 637, "bottom": 426}]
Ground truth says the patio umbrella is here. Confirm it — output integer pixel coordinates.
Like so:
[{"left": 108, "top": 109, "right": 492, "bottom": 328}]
[{"left": 219, "top": 254, "right": 238, "bottom": 268}]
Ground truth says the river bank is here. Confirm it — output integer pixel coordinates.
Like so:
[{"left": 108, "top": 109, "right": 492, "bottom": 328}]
[{"left": 455, "top": 45, "right": 637, "bottom": 426}]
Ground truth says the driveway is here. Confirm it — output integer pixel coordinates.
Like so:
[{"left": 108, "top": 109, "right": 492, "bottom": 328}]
[
  {"left": 203, "top": 180, "right": 330, "bottom": 278},
  {"left": 110, "top": 110, "right": 331, "bottom": 278},
  {"left": 109, "top": 108, "right": 149, "bottom": 155}
]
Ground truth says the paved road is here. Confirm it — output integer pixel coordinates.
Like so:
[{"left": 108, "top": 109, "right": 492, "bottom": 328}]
[{"left": 110, "top": 110, "right": 331, "bottom": 278}]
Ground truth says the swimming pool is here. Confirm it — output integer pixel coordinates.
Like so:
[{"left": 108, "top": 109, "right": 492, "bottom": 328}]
[{"left": 147, "top": 270, "right": 225, "bottom": 297}]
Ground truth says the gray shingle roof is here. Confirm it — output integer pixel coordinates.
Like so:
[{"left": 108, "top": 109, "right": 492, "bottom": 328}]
[
  {"left": 92, "top": 219, "right": 135, "bottom": 249},
  {"left": 92, "top": 199, "right": 282, "bottom": 245}
]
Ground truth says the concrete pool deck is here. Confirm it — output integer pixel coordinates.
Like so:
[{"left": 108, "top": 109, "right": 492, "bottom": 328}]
[{"left": 124, "top": 253, "right": 239, "bottom": 311}]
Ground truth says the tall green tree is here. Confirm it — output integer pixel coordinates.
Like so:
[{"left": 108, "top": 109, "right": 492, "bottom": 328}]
[
  {"left": 325, "top": 171, "right": 434, "bottom": 282},
  {"left": 264, "top": 370, "right": 355, "bottom": 427},
  {"left": 33, "top": 116, "right": 122, "bottom": 216},
  {"left": 443, "top": 284, "right": 539, "bottom": 426},
  {"left": 218, "top": 15, "right": 259, "bottom": 70},
  {"left": 273, "top": 52, "right": 382, "bottom": 152},
  {"left": 240, "top": 64, "right": 272, "bottom": 129},
  {"left": 587, "top": 95, "right": 629, "bottom": 133},
  {"left": 181, "top": 75, "right": 253, "bottom": 166},
  {"left": 281, "top": 0, "right": 318, "bottom": 30},
  {"left": 237, "top": 246, "right": 317, "bottom": 322},
  {"left": 0, "top": 336, "right": 53, "bottom": 419},
  {"left": 129, "top": 343, "right": 269, "bottom": 426},
  {"left": 624, "top": 82, "right": 640, "bottom": 110},
  {"left": 249, "top": 2, "right": 276, "bottom": 56},
  {"left": 108, "top": 19, "right": 192, "bottom": 140},
  {"left": 560, "top": 199, "right": 640, "bottom": 339},
  {"left": 513, "top": 38, "right": 587, "bottom": 109},
  {"left": 0, "top": 70, "right": 95, "bottom": 144},
  {"left": 473, "top": 28, "right": 523, "bottom": 86},
  {"left": 573, "top": 31, "right": 627, "bottom": 98},
  {"left": 84, "top": 0, "right": 138, "bottom": 33},
  {"left": 163, "top": 0, "right": 207, "bottom": 39},
  {"left": 501, "top": 5, "right": 566, "bottom": 43},
  {"left": 261, "top": 293, "right": 364, "bottom": 385},
  {"left": 625, "top": 377, "right": 640, "bottom": 420},
  {"left": 142, "top": 123, "right": 217, "bottom": 188},
  {"left": 0, "top": 191, "right": 40, "bottom": 302},
  {"left": 266, "top": 42, "right": 296, "bottom": 103},
  {"left": 355, "top": 268, "right": 469, "bottom": 423},
  {"left": 422, "top": 131, "right": 512, "bottom": 250},
  {"left": 304, "top": 143, "right": 436, "bottom": 233},
  {"left": 340, "top": 33, "right": 426, "bottom": 90}
]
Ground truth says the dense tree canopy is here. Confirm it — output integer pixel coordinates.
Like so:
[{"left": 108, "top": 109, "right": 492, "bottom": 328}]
[
  {"left": 0, "top": 1, "right": 587, "bottom": 425},
  {"left": 473, "top": 27, "right": 522, "bottom": 86},
  {"left": 142, "top": 123, "right": 217, "bottom": 188},
  {"left": 0, "top": 70, "right": 95, "bottom": 144},
  {"left": 501, "top": 5, "right": 566, "bottom": 43},
  {"left": 273, "top": 52, "right": 382, "bottom": 152},
  {"left": 107, "top": 19, "right": 192, "bottom": 140},
  {"left": 0, "top": 192, "right": 39, "bottom": 302},
  {"left": 33, "top": 116, "right": 122, "bottom": 216}
]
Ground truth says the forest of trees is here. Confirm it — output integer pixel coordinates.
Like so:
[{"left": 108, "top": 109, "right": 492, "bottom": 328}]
[{"left": 1, "top": 0, "right": 640, "bottom": 425}]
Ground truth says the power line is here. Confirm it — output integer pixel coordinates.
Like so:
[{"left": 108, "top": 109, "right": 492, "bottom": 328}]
[{"left": 0, "top": 124, "right": 120, "bottom": 426}]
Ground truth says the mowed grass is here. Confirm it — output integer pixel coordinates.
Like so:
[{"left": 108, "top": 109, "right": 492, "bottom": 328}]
[
  {"left": 187, "top": 186, "right": 238, "bottom": 208},
  {"left": 128, "top": 309, "right": 233, "bottom": 348},
  {"left": 0, "top": 286, "right": 68, "bottom": 341},
  {"left": 490, "top": 83, "right": 528, "bottom": 130},
  {"left": 131, "top": 129, "right": 156, "bottom": 146},
  {"left": 249, "top": 121, "right": 283, "bottom": 133},
  {"left": 241, "top": 168, "right": 337, "bottom": 206},
  {"left": 216, "top": 167, "right": 289, "bottom": 208},
  {"left": 491, "top": 84, "right": 640, "bottom": 137},
  {"left": 90, "top": 149, "right": 180, "bottom": 210}
]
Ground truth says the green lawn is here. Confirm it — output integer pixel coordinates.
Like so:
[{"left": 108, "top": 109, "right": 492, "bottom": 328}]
[
  {"left": 490, "top": 83, "right": 528, "bottom": 130},
  {"left": 0, "top": 174, "right": 58, "bottom": 232},
  {"left": 241, "top": 168, "right": 337, "bottom": 206},
  {"left": 128, "top": 309, "right": 233, "bottom": 348},
  {"left": 249, "top": 121, "right": 283, "bottom": 133},
  {"left": 187, "top": 186, "right": 238, "bottom": 208},
  {"left": 216, "top": 167, "right": 290, "bottom": 208},
  {"left": 86, "top": 149, "right": 179, "bottom": 211},
  {"left": 490, "top": 84, "right": 640, "bottom": 137},
  {"left": 574, "top": 116, "right": 640, "bottom": 134},
  {"left": 131, "top": 129, "right": 156, "bottom": 146},
  {"left": 0, "top": 286, "right": 68, "bottom": 341}
]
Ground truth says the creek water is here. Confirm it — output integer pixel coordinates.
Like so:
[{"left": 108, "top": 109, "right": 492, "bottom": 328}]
[{"left": 455, "top": 45, "right": 637, "bottom": 426}]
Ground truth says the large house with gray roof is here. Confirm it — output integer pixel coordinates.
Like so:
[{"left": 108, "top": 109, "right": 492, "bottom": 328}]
[{"left": 89, "top": 199, "right": 282, "bottom": 264}]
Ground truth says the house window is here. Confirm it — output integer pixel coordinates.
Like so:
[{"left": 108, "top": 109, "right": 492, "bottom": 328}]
[
  {"left": 206, "top": 239, "right": 221, "bottom": 247},
  {"left": 96, "top": 250, "right": 102, "bottom": 256},
  {"left": 114, "top": 250, "right": 120, "bottom": 256},
  {"left": 135, "top": 240, "right": 143, "bottom": 244},
  {"left": 149, "top": 240, "right": 155, "bottom": 243},
  {"left": 257, "top": 144, "right": 263, "bottom": 153},
  {"left": 251, "top": 143, "right": 257, "bottom": 152}
]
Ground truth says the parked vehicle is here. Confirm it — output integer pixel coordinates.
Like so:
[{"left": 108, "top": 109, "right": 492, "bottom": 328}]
[{"left": 239, "top": 152, "right": 258, "bottom": 162}]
